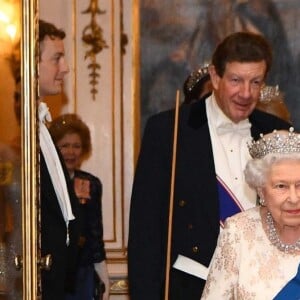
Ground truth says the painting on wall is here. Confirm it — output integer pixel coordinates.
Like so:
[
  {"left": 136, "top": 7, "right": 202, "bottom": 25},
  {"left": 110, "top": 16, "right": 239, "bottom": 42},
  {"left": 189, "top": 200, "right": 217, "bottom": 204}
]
[{"left": 140, "top": 0, "right": 300, "bottom": 132}]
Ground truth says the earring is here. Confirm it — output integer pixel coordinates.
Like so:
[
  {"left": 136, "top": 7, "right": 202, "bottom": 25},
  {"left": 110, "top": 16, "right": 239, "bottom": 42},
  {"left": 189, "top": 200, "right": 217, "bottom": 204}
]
[{"left": 259, "top": 197, "right": 265, "bottom": 206}]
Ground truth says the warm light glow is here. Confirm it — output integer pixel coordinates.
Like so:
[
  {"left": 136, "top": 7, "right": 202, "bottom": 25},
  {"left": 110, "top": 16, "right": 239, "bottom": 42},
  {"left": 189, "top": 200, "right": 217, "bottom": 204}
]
[
  {"left": 0, "top": 0, "right": 20, "bottom": 56},
  {"left": 0, "top": 11, "right": 9, "bottom": 23},
  {"left": 6, "top": 24, "right": 16, "bottom": 40}
]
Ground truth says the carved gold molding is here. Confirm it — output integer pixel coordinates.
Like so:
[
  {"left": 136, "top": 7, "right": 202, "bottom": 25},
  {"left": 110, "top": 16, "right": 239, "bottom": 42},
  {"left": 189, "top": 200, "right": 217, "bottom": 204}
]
[
  {"left": 81, "top": 0, "right": 108, "bottom": 100},
  {"left": 110, "top": 277, "right": 129, "bottom": 295},
  {"left": 23, "top": 0, "right": 39, "bottom": 298}
]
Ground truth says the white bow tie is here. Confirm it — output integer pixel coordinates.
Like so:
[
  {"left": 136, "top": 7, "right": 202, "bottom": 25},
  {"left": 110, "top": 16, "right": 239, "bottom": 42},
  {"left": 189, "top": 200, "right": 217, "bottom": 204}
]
[
  {"left": 216, "top": 121, "right": 251, "bottom": 136},
  {"left": 38, "top": 102, "right": 52, "bottom": 123}
]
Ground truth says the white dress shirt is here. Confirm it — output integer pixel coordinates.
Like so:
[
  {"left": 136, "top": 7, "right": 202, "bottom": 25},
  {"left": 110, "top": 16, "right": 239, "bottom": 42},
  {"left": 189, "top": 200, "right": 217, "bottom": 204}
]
[{"left": 206, "top": 93, "right": 256, "bottom": 210}]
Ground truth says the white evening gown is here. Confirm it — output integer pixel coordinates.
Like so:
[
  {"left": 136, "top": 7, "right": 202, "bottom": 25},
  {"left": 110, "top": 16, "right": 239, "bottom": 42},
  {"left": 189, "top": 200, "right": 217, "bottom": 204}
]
[{"left": 202, "top": 207, "right": 300, "bottom": 300}]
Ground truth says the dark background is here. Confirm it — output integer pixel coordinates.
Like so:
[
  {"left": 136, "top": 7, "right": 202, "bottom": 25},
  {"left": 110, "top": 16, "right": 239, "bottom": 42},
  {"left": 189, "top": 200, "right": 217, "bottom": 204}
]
[{"left": 140, "top": 0, "right": 300, "bottom": 132}]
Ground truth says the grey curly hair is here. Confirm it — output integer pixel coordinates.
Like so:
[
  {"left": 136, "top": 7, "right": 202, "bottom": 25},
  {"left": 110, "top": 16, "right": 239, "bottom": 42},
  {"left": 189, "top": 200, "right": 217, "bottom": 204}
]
[{"left": 244, "top": 152, "right": 300, "bottom": 190}]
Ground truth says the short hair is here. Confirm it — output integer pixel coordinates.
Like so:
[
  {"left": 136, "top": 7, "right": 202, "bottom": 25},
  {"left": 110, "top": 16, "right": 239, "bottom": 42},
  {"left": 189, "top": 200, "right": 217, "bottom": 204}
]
[
  {"left": 212, "top": 32, "right": 272, "bottom": 78},
  {"left": 39, "top": 20, "right": 66, "bottom": 59},
  {"left": 244, "top": 153, "right": 300, "bottom": 189},
  {"left": 39, "top": 19, "right": 66, "bottom": 42},
  {"left": 49, "top": 113, "right": 92, "bottom": 160}
]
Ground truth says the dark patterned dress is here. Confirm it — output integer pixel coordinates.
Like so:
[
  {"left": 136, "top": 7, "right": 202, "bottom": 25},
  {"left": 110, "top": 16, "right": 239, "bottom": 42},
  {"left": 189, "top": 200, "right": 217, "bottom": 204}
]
[{"left": 66, "top": 170, "right": 106, "bottom": 300}]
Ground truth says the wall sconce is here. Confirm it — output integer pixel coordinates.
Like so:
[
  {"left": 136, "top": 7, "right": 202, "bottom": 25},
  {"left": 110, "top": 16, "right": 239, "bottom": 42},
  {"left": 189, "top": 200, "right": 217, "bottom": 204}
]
[{"left": 0, "top": 0, "right": 20, "bottom": 57}]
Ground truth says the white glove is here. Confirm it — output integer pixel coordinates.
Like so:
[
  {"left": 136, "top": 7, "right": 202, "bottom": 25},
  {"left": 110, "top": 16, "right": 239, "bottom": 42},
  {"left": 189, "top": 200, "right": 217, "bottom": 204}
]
[{"left": 94, "top": 260, "right": 110, "bottom": 300}]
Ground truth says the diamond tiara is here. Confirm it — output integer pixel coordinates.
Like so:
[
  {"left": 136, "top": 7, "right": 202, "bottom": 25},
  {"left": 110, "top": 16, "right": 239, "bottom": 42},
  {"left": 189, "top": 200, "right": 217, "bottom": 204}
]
[
  {"left": 185, "top": 64, "right": 210, "bottom": 92},
  {"left": 259, "top": 85, "right": 281, "bottom": 103},
  {"left": 248, "top": 127, "right": 300, "bottom": 159}
]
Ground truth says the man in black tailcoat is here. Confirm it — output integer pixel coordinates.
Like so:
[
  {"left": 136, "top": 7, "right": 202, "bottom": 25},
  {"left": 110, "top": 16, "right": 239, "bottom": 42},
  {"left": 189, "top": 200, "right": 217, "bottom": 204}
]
[
  {"left": 128, "top": 32, "right": 291, "bottom": 299},
  {"left": 38, "top": 20, "right": 80, "bottom": 300}
]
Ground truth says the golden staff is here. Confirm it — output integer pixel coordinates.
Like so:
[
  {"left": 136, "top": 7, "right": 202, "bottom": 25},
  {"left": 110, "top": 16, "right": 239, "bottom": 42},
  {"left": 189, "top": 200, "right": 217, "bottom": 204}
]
[{"left": 164, "top": 90, "right": 180, "bottom": 300}]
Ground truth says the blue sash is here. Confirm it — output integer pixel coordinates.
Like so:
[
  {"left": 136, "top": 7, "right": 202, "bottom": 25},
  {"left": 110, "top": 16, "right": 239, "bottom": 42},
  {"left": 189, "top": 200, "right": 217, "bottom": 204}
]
[
  {"left": 217, "top": 176, "right": 243, "bottom": 228},
  {"left": 273, "top": 263, "right": 300, "bottom": 300}
]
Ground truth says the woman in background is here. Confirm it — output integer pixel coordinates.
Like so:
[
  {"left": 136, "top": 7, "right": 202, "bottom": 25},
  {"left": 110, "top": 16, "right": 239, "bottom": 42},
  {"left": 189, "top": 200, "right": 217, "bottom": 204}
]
[
  {"left": 256, "top": 85, "right": 291, "bottom": 123},
  {"left": 49, "top": 113, "right": 109, "bottom": 300},
  {"left": 182, "top": 64, "right": 212, "bottom": 104}
]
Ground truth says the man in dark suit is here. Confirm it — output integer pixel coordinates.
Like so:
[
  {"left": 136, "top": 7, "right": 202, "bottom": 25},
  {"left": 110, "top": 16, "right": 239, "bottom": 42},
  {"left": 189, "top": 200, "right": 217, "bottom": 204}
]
[
  {"left": 38, "top": 20, "right": 80, "bottom": 299},
  {"left": 128, "top": 32, "right": 291, "bottom": 300}
]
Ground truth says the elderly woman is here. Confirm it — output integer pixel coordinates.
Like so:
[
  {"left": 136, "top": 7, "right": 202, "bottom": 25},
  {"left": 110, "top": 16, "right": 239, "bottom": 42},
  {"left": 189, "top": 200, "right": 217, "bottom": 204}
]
[
  {"left": 201, "top": 128, "right": 300, "bottom": 299},
  {"left": 49, "top": 113, "right": 109, "bottom": 300}
]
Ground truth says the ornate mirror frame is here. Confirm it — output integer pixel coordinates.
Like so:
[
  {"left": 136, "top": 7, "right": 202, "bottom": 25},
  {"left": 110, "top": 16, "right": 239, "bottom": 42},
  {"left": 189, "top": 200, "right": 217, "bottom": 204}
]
[
  {"left": 1, "top": 0, "right": 141, "bottom": 298},
  {"left": 21, "top": 0, "right": 39, "bottom": 298}
]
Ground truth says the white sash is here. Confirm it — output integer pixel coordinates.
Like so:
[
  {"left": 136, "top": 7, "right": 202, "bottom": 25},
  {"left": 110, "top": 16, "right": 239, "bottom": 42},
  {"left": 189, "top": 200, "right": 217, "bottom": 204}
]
[{"left": 39, "top": 102, "right": 74, "bottom": 245}]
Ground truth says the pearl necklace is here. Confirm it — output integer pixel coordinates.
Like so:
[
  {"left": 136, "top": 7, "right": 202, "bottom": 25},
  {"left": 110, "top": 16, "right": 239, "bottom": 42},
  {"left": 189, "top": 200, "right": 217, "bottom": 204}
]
[{"left": 266, "top": 211, "right": 300, "bottom": 254}]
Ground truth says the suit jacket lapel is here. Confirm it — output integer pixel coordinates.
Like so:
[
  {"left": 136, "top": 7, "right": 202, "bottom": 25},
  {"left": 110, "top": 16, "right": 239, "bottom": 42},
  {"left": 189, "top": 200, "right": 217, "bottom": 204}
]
[{"left": 181, "top": 100, "right": 219, "bottom": 234}]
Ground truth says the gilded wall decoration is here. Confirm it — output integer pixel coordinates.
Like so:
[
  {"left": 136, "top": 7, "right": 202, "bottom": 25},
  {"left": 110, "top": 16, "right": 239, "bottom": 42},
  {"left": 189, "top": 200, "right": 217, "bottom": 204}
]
[{"left": 82, "top": 0, "right": 108, "bottom": 100}]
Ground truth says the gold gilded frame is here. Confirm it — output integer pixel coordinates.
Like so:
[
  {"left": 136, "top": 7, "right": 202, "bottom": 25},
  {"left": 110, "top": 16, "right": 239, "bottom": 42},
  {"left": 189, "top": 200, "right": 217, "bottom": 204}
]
[
  {"left": 21, "top": 0, "right": 38, "bottom": 298},
  {"left": 20, "top": 0, "right": 141, "bottom": 296}
]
